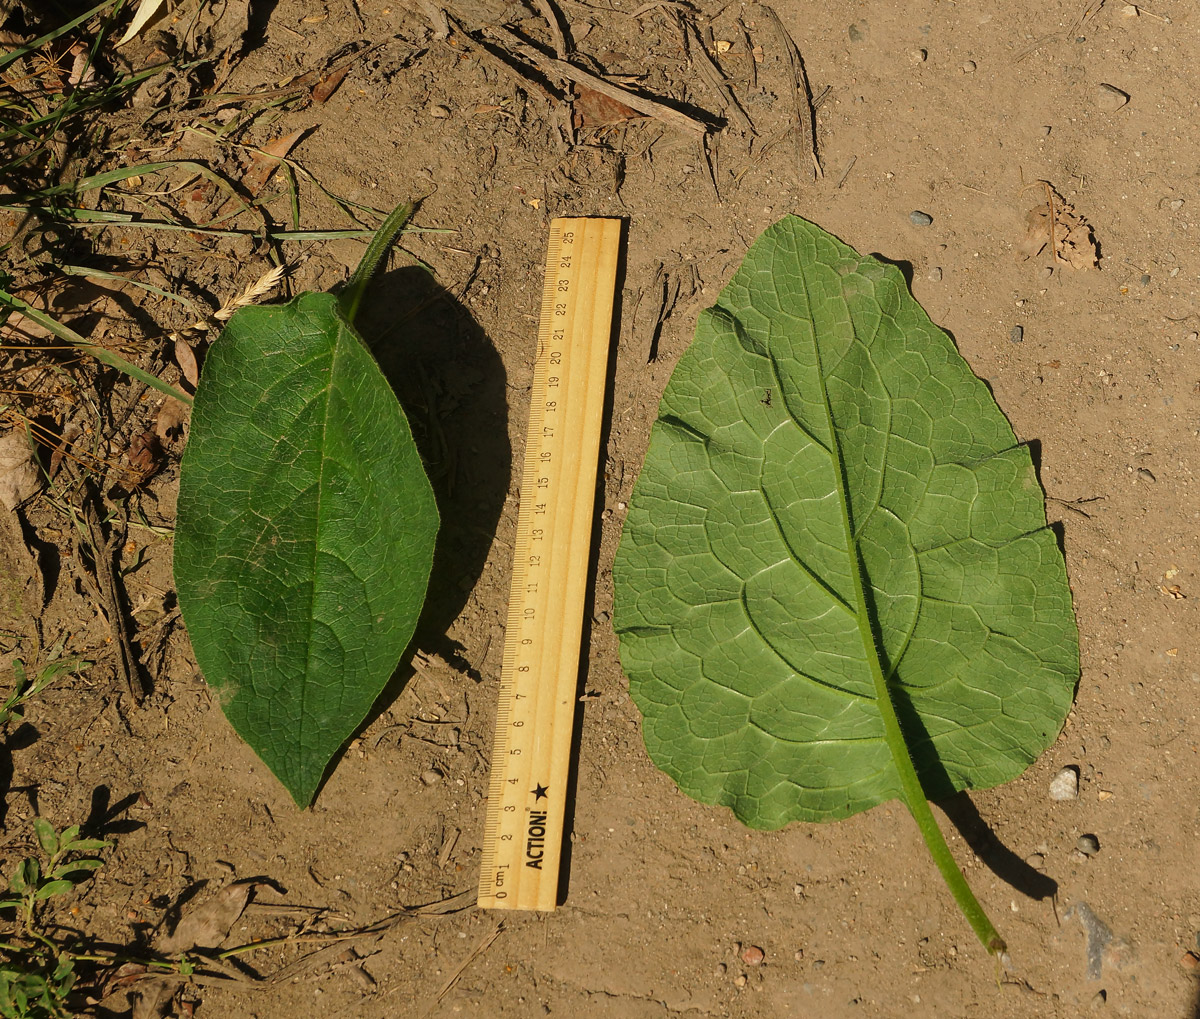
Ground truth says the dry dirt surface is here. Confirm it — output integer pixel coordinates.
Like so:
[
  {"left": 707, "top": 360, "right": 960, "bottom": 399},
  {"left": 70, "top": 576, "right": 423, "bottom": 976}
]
[{"left": 2, "top": 0, "right": 1199, "bottom": 1016}]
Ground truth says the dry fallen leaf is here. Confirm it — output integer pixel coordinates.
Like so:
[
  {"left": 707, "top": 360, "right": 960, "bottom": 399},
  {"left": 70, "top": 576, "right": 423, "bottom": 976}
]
[
  {"left": 312, "top": 64, "right": 352, "bottom": 104},
  {"left": 241, "top": 129, "right": 306, "bottom": 196},
  {"left": 157, "top": 879, "right": 260, "bottom": 954},
  {"left": 154, "top": 398, "right": 190, "bottom": 443},
  {"left": 1, "top": 308, "right": 56, "bottom": 344},
  {"left": 117, "top": 0, "right": 169, "bottom": 45},
  {"left": 0, "top": 430, "right": 43, "bottom": 511},
  {"left": 1018, "top": 185, "right": 1099, "bottom": 269},
  {"left": 125, "top": 431, "right": 163, "bottom": 488},
  {"left": 67, "top": 42, "right": 97, "bottom": 87},
  {"left": 173, "top": 334, "right": 199, "bottom": 387},
  {"left": 129, "top": 975, "right": 179, "bottom": 1019},
  {"left": 572, "top": 87, "right": 646, "bottom": 130}
]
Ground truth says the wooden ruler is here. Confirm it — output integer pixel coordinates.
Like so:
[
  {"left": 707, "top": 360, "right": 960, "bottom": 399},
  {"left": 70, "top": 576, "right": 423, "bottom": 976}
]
[{"left": 478, "top": 218, "right": 621, "bottom": 911}]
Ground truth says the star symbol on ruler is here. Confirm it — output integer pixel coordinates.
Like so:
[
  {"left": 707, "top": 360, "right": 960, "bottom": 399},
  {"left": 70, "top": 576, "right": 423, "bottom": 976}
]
[{"left": 532, "top": 783, "right": 549, "bottom": 801}]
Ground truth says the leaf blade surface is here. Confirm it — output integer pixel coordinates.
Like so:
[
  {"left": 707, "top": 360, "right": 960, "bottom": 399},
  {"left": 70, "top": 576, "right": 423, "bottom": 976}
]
[
  {"left": 175, "top": 291, "right": 438, "bottom": 805},
  {"left": 614, "top": 216, "right": 1077, "bottom": 829}
]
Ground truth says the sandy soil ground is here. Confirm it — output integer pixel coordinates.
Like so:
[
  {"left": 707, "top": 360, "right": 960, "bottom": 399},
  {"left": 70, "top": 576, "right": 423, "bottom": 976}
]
[{"left": 2, "top": 0, "right": 1199, "bottom": 1016}]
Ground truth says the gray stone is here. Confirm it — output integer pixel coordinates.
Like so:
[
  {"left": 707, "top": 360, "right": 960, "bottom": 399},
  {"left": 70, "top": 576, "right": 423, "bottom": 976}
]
[
  {"left": 1095, "top": 84, "right": 1130, "bottom": 111},
  {"left": 1049, "top": 766, "right": 1079, "bottom": 800}
]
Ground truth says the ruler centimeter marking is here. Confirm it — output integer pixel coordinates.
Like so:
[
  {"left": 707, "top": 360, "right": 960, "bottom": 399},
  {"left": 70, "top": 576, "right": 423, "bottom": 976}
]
[{"left": 478, "top": 218, "right": 621, "bottom": 911}]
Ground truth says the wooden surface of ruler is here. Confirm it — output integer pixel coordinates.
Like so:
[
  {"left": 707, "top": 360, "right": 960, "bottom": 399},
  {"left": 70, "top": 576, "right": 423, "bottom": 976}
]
[{"left": 478, "top": 218, "right": 621, "bottom": 911}]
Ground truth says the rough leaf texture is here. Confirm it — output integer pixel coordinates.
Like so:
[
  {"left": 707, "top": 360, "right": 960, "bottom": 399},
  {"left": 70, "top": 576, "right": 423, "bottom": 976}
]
[
  {"left": 613, "top": 216, "right": 1078, "bottom": 828},
  {"left": 175, "top": 292, "right": 438, "bottom": 805}
]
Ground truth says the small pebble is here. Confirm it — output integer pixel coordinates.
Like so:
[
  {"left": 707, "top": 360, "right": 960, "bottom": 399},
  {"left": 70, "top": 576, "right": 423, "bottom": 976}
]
[
  {"left": 742, "top": 945, "right": 765, "bottom": 966},
  {"left": 1040, "top": 125, "right": 1052, "bottom": 136},
  {"left": 909, "top": 48, "right": 928, "bottom": 63},
  {"left": 927, "top": 266, "right": 942, "bottom": 281},
  {"left": 715, "top": 963, "right": 727, "bottom": 976},
  {"left": 1169, "top": 199, "right": 1185, "bottom": 211},
  {"left": 1140, "top": 273, "right": 1151, "bottom": 286},
  {"left": 1025, "top": 852, "right": 1046, "bottom": 869},
  {"left": 430, "top": 104, "right": 451, "bottom": 119},
  {"left": 1187, "top": 332, "right": 1198, "bottom": 343},
  {"left": 1009, "top": 325, "right": 1024, "bottom": 344},
  {"left": 1077, "top": 834, "right": 1101, "bottom": 857},
  {"left": 1049, "top": 766, "right": 1080, "bottom": 801},
  {"left": 420, "top": 769, "right": 442, "bottom": 786},
  {"left": 910, "top": 210, "right": 934, "bottom": 227},
  {"left": 1136, "top": 468, "right": 1156, "bottom": 483},
  {"left": 1090, "top": 989, "right": 1107, "bottom": 1009},
  {"left": 733, "top": 973, "right": 748, "bottom": 988},
  {"left": 1095, "top": 83, "right": 1130, "bottom": 111},
  {"left": 1040, "top": 266, "right": 1054, "bottom": 279},
  {"left": 1180, "top": 951, "right": 1200, "bottom": 972},
  {"left": 962, "top": 59, "right": 977, "bottom": 73}
]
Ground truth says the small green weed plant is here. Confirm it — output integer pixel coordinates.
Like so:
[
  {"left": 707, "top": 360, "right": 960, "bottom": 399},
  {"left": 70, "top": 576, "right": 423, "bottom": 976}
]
[{"left": 0, "top": 821, "right": 109, "bottom": 1019}]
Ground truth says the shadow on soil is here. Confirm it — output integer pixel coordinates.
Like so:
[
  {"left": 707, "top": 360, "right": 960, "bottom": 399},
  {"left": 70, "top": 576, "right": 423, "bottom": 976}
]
[
  {"left": 937, "top": 792, "right": 1057, "bottom": 902},
  {"left": 307, "top": 263, "right": 510, "bottom": 798},
  {"left": 891, "top": 690, "right": 1059, "bottom": 903},
  {"left": 557, "top": 217, "right": 629, "bottom": 904},
  {"left": 360, "top": 263, "right": 511, "bottom": 653}
]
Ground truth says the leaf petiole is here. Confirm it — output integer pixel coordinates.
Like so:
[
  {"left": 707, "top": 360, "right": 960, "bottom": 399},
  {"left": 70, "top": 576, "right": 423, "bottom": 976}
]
[
  {"left": 906, "top": 791, "right": 1006, "bottom": 956},
  {"left": 338, "top": 198, "right": 418, "bottom": 324}
]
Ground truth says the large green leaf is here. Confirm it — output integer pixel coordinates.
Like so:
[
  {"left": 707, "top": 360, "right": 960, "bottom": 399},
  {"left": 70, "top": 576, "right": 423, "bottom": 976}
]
[
  {"left": 175, "top": 290, "right": 438, "bottom": 806},
  {"left": 613, "top": 215, "right": 1078, "bottom": 950}
]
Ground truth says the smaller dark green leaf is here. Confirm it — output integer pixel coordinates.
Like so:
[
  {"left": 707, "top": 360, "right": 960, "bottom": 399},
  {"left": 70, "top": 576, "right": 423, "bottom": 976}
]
[{"left": 175, "top": 292, "right": 438, "bottom": 805}]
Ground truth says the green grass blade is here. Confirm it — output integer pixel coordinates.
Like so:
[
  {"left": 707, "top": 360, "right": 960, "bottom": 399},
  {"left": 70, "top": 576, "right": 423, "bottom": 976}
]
[
  {"left": 0, "top": 289, "right": 192, "bottom": 406},
  {"left": 0, "top": 0, "right": 126, "bottom": 74}
]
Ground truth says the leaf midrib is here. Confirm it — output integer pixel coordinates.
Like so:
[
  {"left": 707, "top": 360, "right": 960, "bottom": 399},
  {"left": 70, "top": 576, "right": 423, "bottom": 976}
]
[
  {"left": 793, "top": 261, "right": 930, "bottom": 814},
  {"left": 300, "top": 303, "right": 345, "bottom": 772}
]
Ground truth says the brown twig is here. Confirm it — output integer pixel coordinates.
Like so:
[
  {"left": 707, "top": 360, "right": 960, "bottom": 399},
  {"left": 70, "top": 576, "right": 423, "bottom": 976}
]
[
  {"left": 833, "top": 154, "right": 856, "bottom": 189},
  {"left": 681, "top": 16, "right": 755, "bottom": 136},
  {"left": 1042, "top": 180, "right": 1063, "bottom": 265},
  {"left": 418, "top": 921, "right": 505, "bottom": 1018},
  {"left": 78, "top": 485, "right": 147, "bottom": 703},
  {"left": 445, "top": 6, "right": 709, "bottom": 137},
  {"left": 759, "top": 4, "right": 821, "bottom": 180},
  {"left": 739, "top": 18, "right": 758, "bottom": 90},
  {"left": 263, "top": 891, "right": 475, "bottom": 985},
  {"left": 530, "top": 0, "right": 570, "bottom": 58},
  {"left": 192, "top": 41, "right": 387, "bottom": 107},
  {"left": 442, "top": 12, "right": 558, "bottom": 102}
]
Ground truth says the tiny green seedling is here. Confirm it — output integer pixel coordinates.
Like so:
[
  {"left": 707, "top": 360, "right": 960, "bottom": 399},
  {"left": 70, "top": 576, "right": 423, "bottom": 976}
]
[
  {"left": 613, "top": 216, "right": 1079, "bottom": 956},
  {"left": 174, "top": 201, "right": 439, "bottom": 806},
  {"left": 1, "top": 645, "right": 90, "bottom": 733}
]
